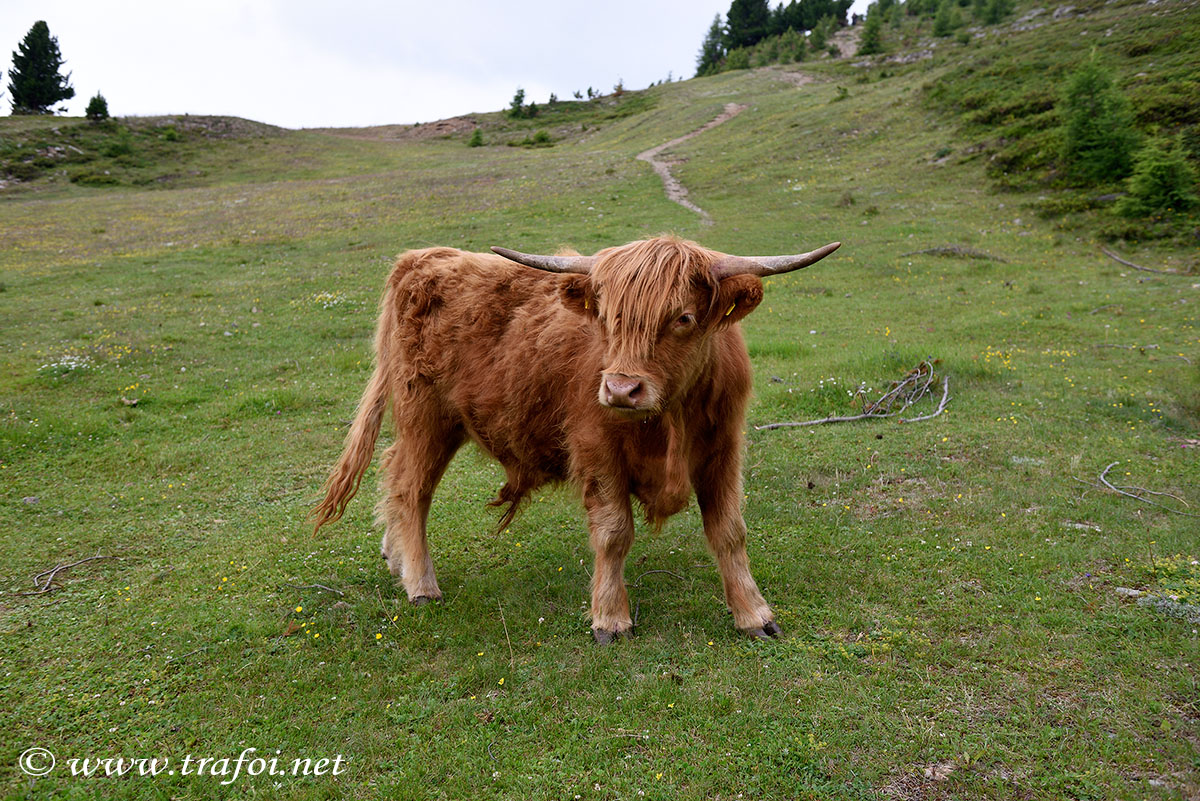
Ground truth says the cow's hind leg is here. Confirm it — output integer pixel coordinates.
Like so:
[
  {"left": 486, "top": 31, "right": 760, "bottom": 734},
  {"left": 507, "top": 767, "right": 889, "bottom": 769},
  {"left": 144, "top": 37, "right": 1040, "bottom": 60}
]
[
  {"left": 584, "top": 481, "right": 636, "bottom": 644},
  {"left": 377, "top": 415, "right": 464, "bottom": 604}
]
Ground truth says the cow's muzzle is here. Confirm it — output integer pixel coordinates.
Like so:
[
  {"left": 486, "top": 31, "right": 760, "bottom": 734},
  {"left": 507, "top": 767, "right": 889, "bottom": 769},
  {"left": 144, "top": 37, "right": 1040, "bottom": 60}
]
[{"left": 599, "top": 372, "right": 655, "bottom": 413}]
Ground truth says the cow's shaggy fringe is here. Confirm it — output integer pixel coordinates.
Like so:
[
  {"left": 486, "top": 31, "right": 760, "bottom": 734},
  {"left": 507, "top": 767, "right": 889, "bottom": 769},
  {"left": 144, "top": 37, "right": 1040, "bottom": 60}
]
[{"left": 592, "top": 237, "right": 718, "bottom": 361}]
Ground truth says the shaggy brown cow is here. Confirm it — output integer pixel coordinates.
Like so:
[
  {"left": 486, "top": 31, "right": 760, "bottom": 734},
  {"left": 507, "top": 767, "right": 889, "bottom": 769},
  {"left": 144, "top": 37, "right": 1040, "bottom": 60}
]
[{"left": 312, "top": 235, "right": 840, "bottom": 642}]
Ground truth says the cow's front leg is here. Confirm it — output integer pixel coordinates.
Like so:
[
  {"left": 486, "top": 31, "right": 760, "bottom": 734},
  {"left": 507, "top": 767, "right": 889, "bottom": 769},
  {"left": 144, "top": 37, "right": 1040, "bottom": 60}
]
[
  {"left": 695, "top": 460, "right": 779, "bottom": 639},
  {"left": 584, "top": 482, "right": 635, "bottom": 644}
]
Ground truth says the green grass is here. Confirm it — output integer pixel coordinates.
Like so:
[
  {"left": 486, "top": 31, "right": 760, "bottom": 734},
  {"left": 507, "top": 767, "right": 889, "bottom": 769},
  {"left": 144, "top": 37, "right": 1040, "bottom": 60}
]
[{"left": 3, "top": 3, "right": 1199, "bottom": 798}]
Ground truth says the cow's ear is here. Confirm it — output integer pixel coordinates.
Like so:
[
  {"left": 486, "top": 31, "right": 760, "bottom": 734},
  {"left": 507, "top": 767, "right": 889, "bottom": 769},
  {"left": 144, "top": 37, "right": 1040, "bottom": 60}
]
[
  {"left": 559, "top": 274, "right": 598, "bottom": 318},
  {"left": 713, "top": 274, "right": 764, "bottom": 328}
]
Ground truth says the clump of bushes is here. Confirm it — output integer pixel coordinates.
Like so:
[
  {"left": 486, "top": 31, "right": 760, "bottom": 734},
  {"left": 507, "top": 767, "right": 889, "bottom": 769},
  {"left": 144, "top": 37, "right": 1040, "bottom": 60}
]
[{"left": 508, "top": 130, "right": 553, "bottom": 148}]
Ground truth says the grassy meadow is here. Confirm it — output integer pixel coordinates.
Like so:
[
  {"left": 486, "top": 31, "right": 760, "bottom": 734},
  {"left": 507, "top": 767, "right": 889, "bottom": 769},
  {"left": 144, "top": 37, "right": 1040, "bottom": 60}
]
[{"left": 3, "top": 2, "right": 1199, "bottom": 798}]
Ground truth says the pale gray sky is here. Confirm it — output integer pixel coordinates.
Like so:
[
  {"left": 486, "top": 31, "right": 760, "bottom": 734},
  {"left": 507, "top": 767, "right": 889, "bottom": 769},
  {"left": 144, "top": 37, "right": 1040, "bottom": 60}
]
[{"left": 2, "top": 0, "right": 870, "bottom": 129}]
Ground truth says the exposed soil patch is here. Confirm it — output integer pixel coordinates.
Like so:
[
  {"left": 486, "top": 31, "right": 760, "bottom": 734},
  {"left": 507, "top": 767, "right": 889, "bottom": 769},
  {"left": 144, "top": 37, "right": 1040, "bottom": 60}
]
[
  {"left": 770, "top": 68, "right": 819, "bottom": 87},
  {"left": 831, "top": 24, "right": 862, "bottom": 58},
  {"left": 635, "top": 102, "right": 747, "bottom": 224},
  {"left": 313, "top": 116, "right": 479, "bottom": 141}
]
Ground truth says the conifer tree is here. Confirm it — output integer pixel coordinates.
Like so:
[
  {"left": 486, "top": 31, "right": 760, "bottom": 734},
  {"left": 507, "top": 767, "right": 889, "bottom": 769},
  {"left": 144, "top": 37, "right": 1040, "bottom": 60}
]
[
  {"left": 982, "top": 0, "right": 1012, "bottom": 24},
  {"left": 696, "top": 14, "right": 727, "bottom": 76},
  {"left": 1060, "top": 57, "right": 1137, "bottom": 184},
  {"left": 1115, "top": 140, "right": 1198, "bottom": 216},
  {"left": 858, "top": 8, "right": 884, "bottom": 55},
  {"left": 933, "top": 1, "right": 954, "bottom": 36},
  {"left": 726, "top": 0, "right": 771, "bottom": 49},
  {"left": 8, "top": 21, "right": 74, "bottom": 114},
  {"left": 85, "top": 91, "right": 108, "bottom": 121}
]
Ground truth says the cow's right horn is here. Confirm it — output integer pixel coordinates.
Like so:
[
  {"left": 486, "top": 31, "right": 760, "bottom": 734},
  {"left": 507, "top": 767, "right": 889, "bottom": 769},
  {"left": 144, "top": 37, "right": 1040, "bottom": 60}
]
[
  {"left": 491, "top": 247, "right": 596, "bottom": 275},
  {"left": 710, "top": 241, "right": 841, "bottom": 279}
]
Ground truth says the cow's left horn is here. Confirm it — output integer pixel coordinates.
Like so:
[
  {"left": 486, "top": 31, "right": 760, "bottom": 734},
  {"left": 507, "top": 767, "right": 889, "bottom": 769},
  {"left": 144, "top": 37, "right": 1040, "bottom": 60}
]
[
  {"left": 710, "top": 241, "right": 841, "bottom": 279},
  {"left": 491, "top": 247, "right": 596, "bottom": 275}
]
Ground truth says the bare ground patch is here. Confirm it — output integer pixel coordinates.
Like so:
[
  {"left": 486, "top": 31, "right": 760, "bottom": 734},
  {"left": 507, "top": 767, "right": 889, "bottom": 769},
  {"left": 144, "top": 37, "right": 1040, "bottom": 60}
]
[
  {"left": 635, "top": 102, "right": 748, "bottom": 224},
  {"left": 311, "top": 116, "right": 479, "bottom": 141}
]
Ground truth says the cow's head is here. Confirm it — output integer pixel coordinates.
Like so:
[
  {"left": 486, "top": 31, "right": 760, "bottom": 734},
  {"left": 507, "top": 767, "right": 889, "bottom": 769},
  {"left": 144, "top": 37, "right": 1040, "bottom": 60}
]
[{"left": 492, "top": 236, "right": 840, "bottom": 418}]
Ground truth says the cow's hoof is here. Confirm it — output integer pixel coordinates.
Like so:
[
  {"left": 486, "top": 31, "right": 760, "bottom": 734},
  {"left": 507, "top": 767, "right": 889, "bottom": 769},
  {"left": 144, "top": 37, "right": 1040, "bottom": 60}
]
[
  {"left": 741, "top": 620, "right": 782, "bottom": 640},
  {"left": 410, "top": 595, "right": 438, "bottom": 607},
  {"left": 592, "top": 628, "right": 627, "bottom": 645}
]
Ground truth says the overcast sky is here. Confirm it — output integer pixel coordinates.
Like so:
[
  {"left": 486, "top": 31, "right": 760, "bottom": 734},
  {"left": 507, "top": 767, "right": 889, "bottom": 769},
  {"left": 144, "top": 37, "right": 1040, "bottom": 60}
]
[{"left": 2, "top": 0, "right": 870, "bottom": 129}]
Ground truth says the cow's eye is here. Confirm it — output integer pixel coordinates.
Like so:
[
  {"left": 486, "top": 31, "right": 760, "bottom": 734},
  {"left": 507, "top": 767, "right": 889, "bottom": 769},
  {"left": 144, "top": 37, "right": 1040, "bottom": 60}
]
[{"left": 675, "top": 313, "right": 696, "bottom": 328}]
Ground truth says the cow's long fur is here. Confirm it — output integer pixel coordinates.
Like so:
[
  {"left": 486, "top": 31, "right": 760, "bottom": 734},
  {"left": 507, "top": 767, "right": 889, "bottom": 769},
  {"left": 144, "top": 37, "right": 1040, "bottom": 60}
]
[{"left": 313, "top": 235, "right": 780, "bottom": 639}]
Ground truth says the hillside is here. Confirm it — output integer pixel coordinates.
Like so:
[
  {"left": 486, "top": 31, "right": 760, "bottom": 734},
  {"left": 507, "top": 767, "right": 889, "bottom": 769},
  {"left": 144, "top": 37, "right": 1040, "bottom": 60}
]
[{"left": 2, "top": 1, "right": 1199, "bottom": 799}]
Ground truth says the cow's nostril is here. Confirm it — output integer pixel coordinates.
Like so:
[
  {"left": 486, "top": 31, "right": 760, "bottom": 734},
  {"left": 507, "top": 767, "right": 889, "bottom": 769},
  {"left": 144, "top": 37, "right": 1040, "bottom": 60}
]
[{"left": 604, "top": 375, "right": 645, "bottom": 408}]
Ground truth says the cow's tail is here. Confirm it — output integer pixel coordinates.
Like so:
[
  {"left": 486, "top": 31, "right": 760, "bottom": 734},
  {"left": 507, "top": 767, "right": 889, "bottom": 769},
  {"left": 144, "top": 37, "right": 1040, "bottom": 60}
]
[{"left": 310, "top": 281, "right": 397, "bottom": 535}]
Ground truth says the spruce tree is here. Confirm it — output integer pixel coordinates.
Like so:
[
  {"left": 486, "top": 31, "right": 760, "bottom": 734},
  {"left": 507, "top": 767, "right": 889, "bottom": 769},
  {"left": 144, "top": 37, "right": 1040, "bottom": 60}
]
[
  {"left": 85, "top": 91, "right": 108, "bottom": 121},
  {"left": 933, "top": 1, "right": 954, "bottom": 36},
  {"left": 1060, "top": 58, "right": 1137, "bottom": 185},
  {"left": 858, "top": 8, "right": 884, "bottom": 55},
  {"left": 726, "top": 0, "right": 771, "bottom": 49},
  {"left": 1115, "top": 140, "right": 1198, "bottom": 216},
  {"left": 982, "top": 0, "right": 1012, "bottom": 24},
  {"left": 508, "top": 87, "right": 526, "bottom": 119},
  {"left": 696, "top": 14, "right": 727, "bottom": 76},
  {"left": 809, "top": 19, "right": 827, "bottom": 50},
  {"left": 8, "top": 21, "right": 75, "bottom": 114}
]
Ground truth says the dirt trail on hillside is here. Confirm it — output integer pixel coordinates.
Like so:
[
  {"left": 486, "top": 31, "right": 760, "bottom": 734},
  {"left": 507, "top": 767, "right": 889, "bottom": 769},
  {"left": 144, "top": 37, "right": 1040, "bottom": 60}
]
[{"left": 635, "top": 102, "right": 747, "bottom": 225}]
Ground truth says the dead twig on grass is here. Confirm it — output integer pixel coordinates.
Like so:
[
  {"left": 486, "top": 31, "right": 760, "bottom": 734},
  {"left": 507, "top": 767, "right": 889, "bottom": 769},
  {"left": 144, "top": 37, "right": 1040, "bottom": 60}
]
[
  {"left": 757, "top": 361, "right": 950, "bottom": 430},
  {"left": 376, "top": 587, "right": 403, "bottom": 633},
  {"left": 1075, "top": 462, "right": 1200, "bottom": 517},
  {"left": 14, "top": 555, "right": 113, "bottom": 596},
  {"left": 167, "top": 646, "right": 210, "bottom": 664},
  {"left": 498, "top": 602, "right": 514, "bottom": 667},
  {"left": 628, "top": 569, "right": 685, "bottom": 588},
  {"left": 283, "top": 582, "right": 344, "bottom": 597},
  {"left": 1101, "top": 248, "right": 1181, "bottom": 275},
  {"left": 899, "top": 377, "right": 951, "bottom": 423}
]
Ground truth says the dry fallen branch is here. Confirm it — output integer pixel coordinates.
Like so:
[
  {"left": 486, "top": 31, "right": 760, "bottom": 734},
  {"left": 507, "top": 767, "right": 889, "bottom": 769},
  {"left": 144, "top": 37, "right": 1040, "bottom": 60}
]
[
  {"left": 14, "top": 555, "right": 113, "bottom": 596},
  {"left": 629, "top": 569, "right": 685, "bottom": 588},
  {"left": 757, "top": 360, "right": 951, "bottom": 430},
  {"left": 1075, "top": 461, "right": 1200, "bottom": 517},
  {"left": 167, "top": 646, "right": 211, "bottom": 664},
  {"left": 899, "top": 377, "right": 951, "bottom": 423},
  {"left": 282, "top": 582, "right": 345, "bottom": 597},
  {"left": 1101, "top": 248, "right": 1180, "bottom": 275},
  {"left": 498, "top": 602, "right": 515, "bottom": 668}
]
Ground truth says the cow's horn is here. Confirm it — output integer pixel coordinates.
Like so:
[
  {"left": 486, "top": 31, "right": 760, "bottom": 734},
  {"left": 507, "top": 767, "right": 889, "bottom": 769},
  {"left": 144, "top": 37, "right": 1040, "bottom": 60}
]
[
  {"left": 491, "top": 247, "right": 596, "bottom": 275},
  {"left": 710, "top": 241, "right": 841, "bottom": 279}
]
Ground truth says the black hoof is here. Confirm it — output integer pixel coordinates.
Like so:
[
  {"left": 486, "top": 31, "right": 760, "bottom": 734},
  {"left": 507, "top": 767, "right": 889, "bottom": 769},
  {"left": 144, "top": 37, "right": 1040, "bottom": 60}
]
[
  {"left": 410, "top": 595, "right": 438, "bottom": 606},
  {"left": 741, "top": 621, "right": 782, "bottom": 640},
  {"left": 593, "top": 628, "right": 629, "bottom": 645}
]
